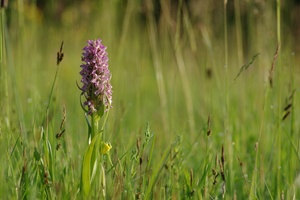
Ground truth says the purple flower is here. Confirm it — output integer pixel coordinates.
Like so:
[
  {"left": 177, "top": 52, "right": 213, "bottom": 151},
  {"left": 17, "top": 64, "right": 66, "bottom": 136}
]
[{"left": 79, "top": 39, "right": 112, "bottom": 115}]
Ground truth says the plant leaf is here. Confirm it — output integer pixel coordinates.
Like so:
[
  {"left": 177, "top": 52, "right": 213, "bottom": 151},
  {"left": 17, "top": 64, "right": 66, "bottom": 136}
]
[{"left": 81, "top": 134, "right": 99, "bottom": 197}]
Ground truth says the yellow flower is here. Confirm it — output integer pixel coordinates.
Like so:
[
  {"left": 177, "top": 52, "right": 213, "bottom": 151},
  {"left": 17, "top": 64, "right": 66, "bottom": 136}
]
[{"left": 100, "top": 142, "right": 112, "bottom": 154}]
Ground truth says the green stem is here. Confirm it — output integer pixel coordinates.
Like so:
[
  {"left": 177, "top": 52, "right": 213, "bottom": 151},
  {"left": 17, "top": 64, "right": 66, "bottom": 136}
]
[
  {"left": 276, "top": 0, "right": 281, "bottom": 198},
  {"left": 91, "top": 112, "right": 101, "bottom": 195},
  {"left": 45, "top": 65, "right": 60, "bottom": 119},
  {"left": 91, "top": 112, "right": 100, "bottom": 175},
  {"left": 223, "top": 0, "right": 229, "bottom": 134},
  {"left": 41, "top": 57, "right": 61, "bottom": 128},
  {"left": 249, "top": 86, "right": 270, "bottom": 199},
  {"left": 91, "top": 112, "right": 99, "bottom": 140}
]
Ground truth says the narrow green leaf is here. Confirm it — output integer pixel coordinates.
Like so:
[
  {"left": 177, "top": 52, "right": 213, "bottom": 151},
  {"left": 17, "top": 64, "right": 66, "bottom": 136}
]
[{"left": 81, "top": 134, "right": 99, "bottom": 197}]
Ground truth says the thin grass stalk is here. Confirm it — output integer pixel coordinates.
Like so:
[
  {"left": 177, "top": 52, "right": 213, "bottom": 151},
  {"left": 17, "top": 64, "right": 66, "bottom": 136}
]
[
  {"left": 234, "top": 0, "right": 243, "bottom": 66},
  {"left": 39, "top": 44, "right": 64, "bottom": 190},
  {"left": 3, "top": 10, "right": 27, "bottom": 140},
  {"left": 249, "top": 85, "right": 270, "bottom": 199},
  {"left": 249, "top": 44, "right": 281, "bottom": 199},
  {"left": 200, "top": 26, "right": 221, "bottom": 86},
  {"left": 182, "top": 1, "right": 197, "bottom": 52},
  {"left": 223, "top": 0, "right": 233, "bottom": 196},
  {"left": 145, "top": 0, "right": 169, "bottom": 134},
  {"left": 117, "top": 0, "right": 134, "bottom": 60},
  {"left": 0, "top": 9, "right": 2, "bottom": 65},
  {"left": 172, "top": 45, "right": 195, "bottom": 133},
  {"left": 0, "top": 8, "right": 8, "bottom": 127},
  {"left": 288, "top": 55, "right": 295, "bottom": 185},
  {"left": 250, "top": 5, "right": 282, "bottom": 195},
  {"left": 275, "top": 0, "right": 282, "bottom": 197},
  {"left": 223, "top": 0, "right": 229, "bottom": 124},
  {"left": 173, "top": 0, "right": 195, "bottom": 133},
  {"left": 224, "top": 0, "right": 228, "bottom": 71},
  {"left": 43, "top": 45, "right": 63, "bottom": 126},
  {"left": 43, "top": 42, "right": 63, "bottom": 194},
  {"left": 17, "top": 0, "right": 24, "bottom": 28}
]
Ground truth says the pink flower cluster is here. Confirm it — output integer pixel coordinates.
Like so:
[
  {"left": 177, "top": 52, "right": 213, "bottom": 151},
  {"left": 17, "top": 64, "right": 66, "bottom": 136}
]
[{"left": 80, "top": 39, "right": 112, "bottom": 114}]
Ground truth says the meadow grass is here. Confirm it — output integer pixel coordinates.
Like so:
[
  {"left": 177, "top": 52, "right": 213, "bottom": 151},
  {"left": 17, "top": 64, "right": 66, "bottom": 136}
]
[{"left": 0, "top": 1, "right": 300, "bottom": 199}]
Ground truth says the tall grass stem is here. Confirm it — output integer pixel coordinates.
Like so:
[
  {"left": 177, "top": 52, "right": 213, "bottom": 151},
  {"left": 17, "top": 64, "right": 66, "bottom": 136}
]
[
  {"left": 146, "top": 0, "right": 169, "bottom": 134},
  {"left": 173, "top": 0, "right": 195, "bottom": 133},
  {"left": 275, "top": 0, "right": 282, "bottom": 197}
]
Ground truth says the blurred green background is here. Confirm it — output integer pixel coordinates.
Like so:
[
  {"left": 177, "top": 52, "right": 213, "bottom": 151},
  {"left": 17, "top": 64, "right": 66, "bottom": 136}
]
[
  {"left": 1, "top": 0, "right": 300, "bottom": 198},
  {"left": 6, "top": 0, "right": 299, "bottom": 143}
]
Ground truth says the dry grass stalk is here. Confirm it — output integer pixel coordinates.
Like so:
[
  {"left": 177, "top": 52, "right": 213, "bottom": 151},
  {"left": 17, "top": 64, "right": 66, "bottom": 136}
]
[
  {"left": 255, "top": 142, "right": 258, "bottom": 151},
  {"left": 222, "top": 182, "right": 226, "bottom": 199},
  {"left": 57, "top": 41, "right": 64, "bottom": 65},
  {"left": 207, "top": 115, "right": 212, "bottom": 136},
  {"left": 212, "top": 154, "right": 219, "bottom": 185},
  {"left": 234, "top": 53, "right": 260, "bottom": 81},
  {"left": 238, "top": 157, "right": 248, "bottom": 183},
  {"left": 282, "top": 89, "right": 295, "bottom": 121},
  {"left": 56, "top": 106, "right": 67, "bottom": 150},
  {"left": 220, "top": 145, "right": 226, "bottom": 182},
  {"left": 268, "top": 44, "right": 280, "bottom": 87}
]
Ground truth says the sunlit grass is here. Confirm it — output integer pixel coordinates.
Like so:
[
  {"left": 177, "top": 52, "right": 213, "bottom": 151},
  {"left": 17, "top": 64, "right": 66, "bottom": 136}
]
[{"left": 0, "top": 1, "right": 299, "bottom": 199}]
